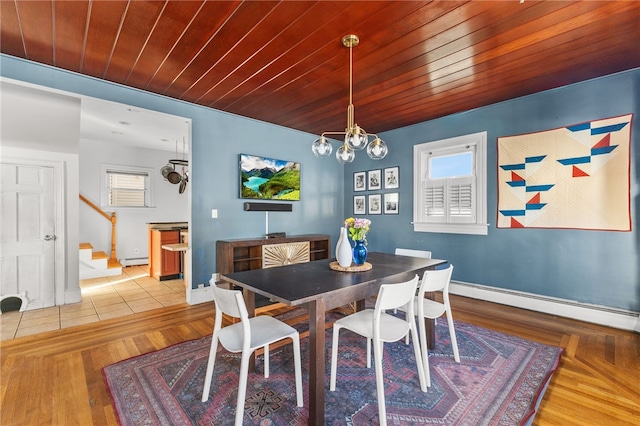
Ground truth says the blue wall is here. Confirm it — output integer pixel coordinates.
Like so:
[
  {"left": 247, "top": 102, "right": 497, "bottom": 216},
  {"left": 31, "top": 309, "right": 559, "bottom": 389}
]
[
  {"left": 0, "top": 55, "right": 345, "bottom": 288},
  {"left": 2, "top": 54, "right": 637, "bottom": 311},
  {"left": 343, "top": 69, "right": 639, "bottom": 311}
]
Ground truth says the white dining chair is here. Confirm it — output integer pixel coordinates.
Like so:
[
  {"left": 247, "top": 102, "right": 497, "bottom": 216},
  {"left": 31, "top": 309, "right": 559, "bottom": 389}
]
[
  {"left": 403, "top": 264, "right": 459, "bottom": 387},
  {"left": 394, "top": 248, "right": 432, "bottom": 259},
  {"left": 392, "top": 248, "right": 432, "bottom": 315},
  {"left": 330, "top": 275, "right": 427, "bottom": 426},
  {"left": 201, "top": 283, "right": 303, "bottom": 426}
]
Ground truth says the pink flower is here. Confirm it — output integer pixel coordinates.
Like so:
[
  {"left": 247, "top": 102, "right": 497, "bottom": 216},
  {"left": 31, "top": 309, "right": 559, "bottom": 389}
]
[{"left": 344, "top": 217, "right": 371, "bottom": 242}]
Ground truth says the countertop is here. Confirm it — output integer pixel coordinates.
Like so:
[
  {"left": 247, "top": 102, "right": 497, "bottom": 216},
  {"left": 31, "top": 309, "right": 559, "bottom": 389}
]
[
  {"left": 148, "top": 222, "right": 188, "bottom": 230},
  {"left": 162, "top": 243, "right": 188, "bottom": 252}
]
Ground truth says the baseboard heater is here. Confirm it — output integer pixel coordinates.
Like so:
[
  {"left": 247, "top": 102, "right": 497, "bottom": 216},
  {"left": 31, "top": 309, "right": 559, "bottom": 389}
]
[
  {"left": 119, "top": 257, "right": 148, "bottom": 267},
  {"left": 450, "top": 280, "right": 640, "bottom": 332}
]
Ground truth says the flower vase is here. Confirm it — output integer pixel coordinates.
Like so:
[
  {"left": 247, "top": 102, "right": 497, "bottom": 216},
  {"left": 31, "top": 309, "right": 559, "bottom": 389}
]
[
  {"left": 352, "top": 240, "right": 367, "bottom": 266},
  {"left": 336, "top": 227, "right": 353, "bottom": 268}
]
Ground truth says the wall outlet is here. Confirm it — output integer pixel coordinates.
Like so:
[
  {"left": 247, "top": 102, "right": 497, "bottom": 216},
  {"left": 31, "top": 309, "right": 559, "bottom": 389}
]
[
  {"left": 211, "top": 209, "right": 218, "bottom": 218},
  {"left": 198, "top": 283, "right": 205, "bottom": 289},
  {"left": 211, "top": 273, "right": 220, "bottom": 282}
]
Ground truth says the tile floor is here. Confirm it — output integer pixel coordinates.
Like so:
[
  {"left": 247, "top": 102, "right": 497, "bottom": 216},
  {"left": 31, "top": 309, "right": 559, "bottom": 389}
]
[{"left": 0, "top": 265, "right": 187, "bottom": 341}]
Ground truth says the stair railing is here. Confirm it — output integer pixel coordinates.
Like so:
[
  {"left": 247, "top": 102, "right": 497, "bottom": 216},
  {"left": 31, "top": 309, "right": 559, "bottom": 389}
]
[{"left": 79, "top": 194, "right": 117, "bottom": 260}]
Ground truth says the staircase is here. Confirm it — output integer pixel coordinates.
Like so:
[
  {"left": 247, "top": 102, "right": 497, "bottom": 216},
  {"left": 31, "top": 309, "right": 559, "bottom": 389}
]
[{"left": 79, "top": 243, "right": 122, "bottom": 279}]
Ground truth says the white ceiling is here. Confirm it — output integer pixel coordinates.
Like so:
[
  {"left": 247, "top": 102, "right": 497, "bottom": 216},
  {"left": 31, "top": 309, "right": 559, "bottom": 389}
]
[
  {"left": 80, "top": 96, "right": 190, "bottom": 154},
  {"left": 2, "top": 77, "right": 191, "bottom": 153}
]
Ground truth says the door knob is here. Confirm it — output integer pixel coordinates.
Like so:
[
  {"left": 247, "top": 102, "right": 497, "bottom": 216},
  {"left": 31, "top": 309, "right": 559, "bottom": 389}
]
[{"left": 44, "top": 235, "right": 56, "bottom": 241}]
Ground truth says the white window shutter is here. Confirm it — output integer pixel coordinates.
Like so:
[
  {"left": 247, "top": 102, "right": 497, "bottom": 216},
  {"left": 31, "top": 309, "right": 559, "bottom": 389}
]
[
  {"left": 449, "top": 176, "right": 475, "bottom": 223},
  {"left": 423, "top": 181, "right": 446, "bottom": 222}
]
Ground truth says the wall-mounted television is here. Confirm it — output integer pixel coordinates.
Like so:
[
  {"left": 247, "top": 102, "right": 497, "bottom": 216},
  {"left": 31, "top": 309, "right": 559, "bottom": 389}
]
[{"left": 240, "top": 154, "right": 301, "bottom": 201}]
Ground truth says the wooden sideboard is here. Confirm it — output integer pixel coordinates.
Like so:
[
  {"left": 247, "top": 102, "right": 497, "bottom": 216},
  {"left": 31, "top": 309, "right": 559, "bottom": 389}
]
[
  {"left": 216, "top": 234, "right": 331, "bottom": 276},
  {"left": 216, "top": 234, "right": 330, "bottom": 310}
]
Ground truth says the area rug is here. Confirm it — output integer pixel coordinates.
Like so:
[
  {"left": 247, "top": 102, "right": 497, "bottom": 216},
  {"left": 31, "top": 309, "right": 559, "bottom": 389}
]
[{"left": 104, "top": 312, "right": 563, "bottom": 426}]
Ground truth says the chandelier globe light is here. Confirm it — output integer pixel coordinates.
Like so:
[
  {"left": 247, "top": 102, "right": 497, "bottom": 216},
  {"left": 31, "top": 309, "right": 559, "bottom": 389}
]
[
  {"left": 312, "top": 135, "right": 332, "bottom": 157},
  {"left": 367, "top": 136, "right": 388, "bottom": 159},
  {"left": 312, "top": 34, "right": 388, "bottom": 164},
  {"left": 336, "top": 143, "right": 356, "bottom": 164}
]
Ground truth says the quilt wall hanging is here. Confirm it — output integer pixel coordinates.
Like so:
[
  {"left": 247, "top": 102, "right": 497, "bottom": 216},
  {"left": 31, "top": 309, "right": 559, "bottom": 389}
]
[{"left": 497, "top": 114, "right": 632, "bottom": 230}]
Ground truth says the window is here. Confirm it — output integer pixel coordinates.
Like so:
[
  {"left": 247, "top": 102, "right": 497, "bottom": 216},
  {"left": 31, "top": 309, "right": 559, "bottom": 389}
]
[
  {"left": 413, "top": 131, "right": 488, "bottom": 235},
  {"left": 101, "top": 165, "right": 153, "bottom": 208}
]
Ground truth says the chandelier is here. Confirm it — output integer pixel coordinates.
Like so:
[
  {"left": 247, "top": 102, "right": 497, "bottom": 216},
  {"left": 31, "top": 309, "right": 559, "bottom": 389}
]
[{"left": 312, "top": 34, "right": 388, "bottom": 164}]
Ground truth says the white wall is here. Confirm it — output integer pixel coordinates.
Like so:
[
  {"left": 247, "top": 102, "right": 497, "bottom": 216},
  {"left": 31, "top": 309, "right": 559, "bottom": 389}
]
[
  {"left": 0, "top": 80, "right": 82, "bottom": 304},
  {"left": 0, "top": 81, "right": 81, "bottom": 153},
  {"left": 79, "top": 139, "right": 189, "bottom": 263}
]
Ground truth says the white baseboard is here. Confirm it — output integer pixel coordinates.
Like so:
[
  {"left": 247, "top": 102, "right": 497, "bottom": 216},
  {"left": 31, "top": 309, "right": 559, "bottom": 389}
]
[
  {"left": 64, "top": 288, "right": 82, "bottom": 305},
  {"left": 186, "top": 284, "right": 215, "bottom": 305},
  {"left": 450, "top": 280, "right": 640, "bottom": 332},
  {"left": 186, "top": 273, "right": 220, "bottom": 305}
]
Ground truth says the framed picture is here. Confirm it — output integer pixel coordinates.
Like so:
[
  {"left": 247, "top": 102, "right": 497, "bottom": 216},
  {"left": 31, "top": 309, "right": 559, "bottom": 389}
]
[
  {"left": 353, "top": 195, "right": 366, "bottom": 214},
  {"left": 368, "top": 169, "right": 381, "bottom": 190},
  {"left": 354, "top": 171, "right": 366, "bottom": 192},
  {"left": 384, "top": 166, "right": 399, "bottom": 189},
  {"left": 368, "top": 194, "right": 382, "bottom": 215},
  {"left": 384, "top": 192, "right": 399, "bottom": 214}
]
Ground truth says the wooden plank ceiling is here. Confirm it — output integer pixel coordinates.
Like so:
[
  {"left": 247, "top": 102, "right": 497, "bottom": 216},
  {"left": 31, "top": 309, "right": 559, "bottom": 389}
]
[{"left": 2, "top": 1, "right": 639, "bottom": 137}]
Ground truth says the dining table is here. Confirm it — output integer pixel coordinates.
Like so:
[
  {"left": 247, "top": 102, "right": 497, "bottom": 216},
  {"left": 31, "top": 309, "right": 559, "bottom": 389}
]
[{"left": 220, "top": 251, "right": 447, "bottom": 426}]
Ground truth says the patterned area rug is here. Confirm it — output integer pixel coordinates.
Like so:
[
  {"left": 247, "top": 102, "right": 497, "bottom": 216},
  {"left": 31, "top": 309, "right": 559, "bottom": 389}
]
[{"left": 104, "top": 311, "right": 563, "bottom": 426}]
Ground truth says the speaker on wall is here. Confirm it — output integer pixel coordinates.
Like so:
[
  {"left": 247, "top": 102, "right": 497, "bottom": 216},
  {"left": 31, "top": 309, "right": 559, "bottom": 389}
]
[{"left": 243, "top": 202, "right": 293, "bottom": 212}]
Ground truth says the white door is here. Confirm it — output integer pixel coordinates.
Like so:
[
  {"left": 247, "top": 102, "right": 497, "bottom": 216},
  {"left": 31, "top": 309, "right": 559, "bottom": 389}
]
[{"left": 0, "top": 163, "right": 56, "bottom": 310}]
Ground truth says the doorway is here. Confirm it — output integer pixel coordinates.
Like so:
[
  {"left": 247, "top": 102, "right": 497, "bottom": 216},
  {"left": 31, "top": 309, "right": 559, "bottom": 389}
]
[{"left": 78, "top": 97, "right": 192, "bottom": 297}]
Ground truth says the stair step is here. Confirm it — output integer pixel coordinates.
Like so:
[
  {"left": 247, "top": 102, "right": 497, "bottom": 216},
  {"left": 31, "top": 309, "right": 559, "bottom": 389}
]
[
  {"left": 78, "top": 243, "right": 122, "bottom": 279},
  {"left": 92, "top": 251, "right": 108, "bottom": 260},
  {"left": 79, "top": 243, "right": 94, "bottom": 262}
]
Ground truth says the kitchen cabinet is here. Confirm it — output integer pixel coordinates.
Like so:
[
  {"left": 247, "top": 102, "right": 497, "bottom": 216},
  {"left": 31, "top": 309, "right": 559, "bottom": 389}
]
[{"left": 148, "top": 222, "right": 187, "bottom": 280}]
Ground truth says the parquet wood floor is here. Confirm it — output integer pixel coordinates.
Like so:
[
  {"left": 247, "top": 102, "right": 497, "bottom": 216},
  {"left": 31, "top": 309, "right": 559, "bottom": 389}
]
[{"left": 1, "top": 295, "right": 638, "bottom": 425}]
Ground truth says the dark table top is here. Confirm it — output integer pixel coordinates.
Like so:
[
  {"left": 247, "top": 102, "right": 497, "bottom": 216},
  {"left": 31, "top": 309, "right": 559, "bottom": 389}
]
[{"left": 220, "top": 252, "right": 447, "bottom": 308}]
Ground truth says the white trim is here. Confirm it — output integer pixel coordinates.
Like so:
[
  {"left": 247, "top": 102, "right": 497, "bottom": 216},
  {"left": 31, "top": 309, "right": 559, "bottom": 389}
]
[
  {"left": 413, "top": 222, "right": 489, "bottom": 235},
  {"left": 187, "top": 284, "right": 215, "bottom": 305},
  {"left": 450, "top": 280, "right": 640, "bottom": 332},
  {"left": 187, "top": 273, "right": 217, "bottom": 305},
  {"left": 64, "top": 288, "right": 82, "bottom": 305}
]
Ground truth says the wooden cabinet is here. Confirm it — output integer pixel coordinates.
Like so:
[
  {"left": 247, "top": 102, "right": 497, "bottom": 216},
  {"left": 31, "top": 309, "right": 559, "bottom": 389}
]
[
  {"left": 216, "top": 234, "right": 331, "bottom": 276},
  {"left": 149, "top": 229, "right": 181, "bottom": 280}
]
